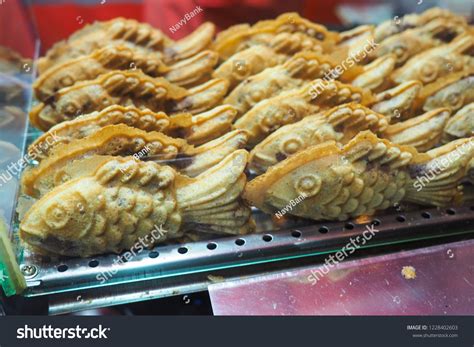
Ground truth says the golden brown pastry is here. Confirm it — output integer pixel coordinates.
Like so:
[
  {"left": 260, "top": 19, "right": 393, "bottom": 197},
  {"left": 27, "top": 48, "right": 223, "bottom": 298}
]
[
  {"left": 212, "top": 46, "right": 286, "bottom": 90},
  {"left": 351, "top": 55, "right": 396, "bottom": 92},
  {"left": 442, "top": 103, "right": 474, "bottom": 143},
  {"left": 213, "top": 12, "right": 338, "bottom": 59},
  {"left": 234, "top": 80, "right": 373, "bottom": 146},
  {"left": 371, "top": 80, "right": 422, "bottom": 121},
  {"left": 38, "top": 19, "right": 215, "bottom": 73},
  {"left": 28, "top": 106, "right": 190, "bottom": 161},
  {"left": 166, "top": 78, "right": 229, "bottom": 115},
  {"left": 20, "top": 150, "right": 254, "bottom": 257},
  {"left": 382, "top": 108, "right": 451, "bottom": 152},
  {"left": 169, "top": 104, "right": 238, "bottom": 145},
  {"left": 374, "top": 7, "right": 467, "bottom": 43},
  {"left": 335, "top": 25, "right": 375, "bottom": 64},
  {"left": 244, "top": 131, "right": 474, "bottom": 221},
  {"left": 224, "top": 51, "right": 336, "bottom": 115},
  {"left": 419, "top": 70, "right": 474, "bottom": 113},
  {"left": 29, "top": 70, "right": 188, "bottom": 131},
  {"left": 34, "top": 45, "right": 167, "bottom": 101},
  {"left": 374, "top": 19, "right": 467, "bottom": 66},
  {"left": 21, "top": 125, "right": 248, "bottom": 198},
  {"left": 249, "top": 103, "right": 389, "bottom": 174},
  {"left": 392, "top": 34, "right": 474, "bottom": 85},
  {"left": 162, "top": 50, "right": 218, "bottom": 87}
]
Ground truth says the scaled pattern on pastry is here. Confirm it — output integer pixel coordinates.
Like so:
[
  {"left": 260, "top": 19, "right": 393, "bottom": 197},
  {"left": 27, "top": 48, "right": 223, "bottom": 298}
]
[{"left": 20, "top": 7, "right": 474, "bottom": 257}]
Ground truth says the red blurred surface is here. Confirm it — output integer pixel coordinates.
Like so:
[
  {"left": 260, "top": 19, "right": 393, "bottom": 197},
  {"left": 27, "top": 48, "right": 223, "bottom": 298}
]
[
  {"left": 31, "top": 3, "right": 142, "bottom": 53},
  {"left": 22, "top": 0, "right": 352, "bottom": 53}
]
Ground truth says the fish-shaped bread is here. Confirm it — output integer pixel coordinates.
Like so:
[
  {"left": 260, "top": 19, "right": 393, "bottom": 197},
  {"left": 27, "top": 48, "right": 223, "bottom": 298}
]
[
  {"left": 34, "top": 45, "right": 218, "bottom": 101},
  {"left": 350, "top": 55, "right": 396, "bottom": 92},
  {"left": 212, "top": 12, "right": 338, "bottom": 59},
  {"left": 34, "top": 45, "right": 166, "bottom": 101},
  {"left": 248, "top": 103, "right": 389, "bottom": 174},
  {"left": 168, "top": 104, "right": 238, "bottom": 145},
  {"left": 29, "top": 70, "right": 188, "bottom": 131},
  {"left": 38, "top": 19, "right": 215, "bottom": 73},
  {"left": 249, "top": 105, "right": 450, "bottom": 173},
  {"left": 234, "top": 80, "right": 373, "bottom": 146},
  {"left": 29, "top": 106, "right": 183, "bottom": 161},
  {"left": 21, "top": 125, "right": 248, "bottom": 198},
  {"left": 371, "top": 80, "right": 422, "bottom": 121},
  {"left": 382, "top": 108, "right": 451, "bottom": 152},
  {"left": 374, "top": 18, "right": 467, "bottom": 67},
  {"left": 335, "top": 25, "right": 374, "bottom": 64},
  {"left": 224, "top": 51, "right": 336, "bottom": 115},
  {"left": 212, "top": 46, "right": 286, "bottom": 90},
  {"left": 165, "top": 78, "right": 229, "bottom": 115},
  {"left": 20, "top": 150, "right": 255, "bottom": 257},
  {"left": 29, "top": 104, "right": 238, "bottom": 160},
  {"left": 244, "top": 131, "right": 474, "bottom": 221},
  {"left": 443, "top": 103, "right": 474, "bottom": 143},
  {"left": 419, "top": 70, "right": 474, "bottom": 113},
  {"left": 374, "top": 7, "right": 467, "bottom": 43},
  {"left": 392, "top": 34, "right": 474, "bottom": 85}
]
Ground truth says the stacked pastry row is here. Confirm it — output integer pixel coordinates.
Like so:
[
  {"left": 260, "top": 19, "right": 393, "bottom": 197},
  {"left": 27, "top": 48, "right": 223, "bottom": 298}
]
[{"left": 20, "top": 9, "right": 474, "bottom": 257}]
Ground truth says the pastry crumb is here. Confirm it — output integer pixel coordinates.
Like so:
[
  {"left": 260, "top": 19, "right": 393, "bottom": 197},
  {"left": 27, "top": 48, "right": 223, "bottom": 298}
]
[{"left": 401, "top": 266, "right": 416, "bottom": 280}]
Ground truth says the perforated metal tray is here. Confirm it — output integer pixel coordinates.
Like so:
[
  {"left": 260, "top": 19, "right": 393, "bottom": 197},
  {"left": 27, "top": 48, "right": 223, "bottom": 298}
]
[{"left": 19, "top": 203, "right": 474, "bottom": 297}]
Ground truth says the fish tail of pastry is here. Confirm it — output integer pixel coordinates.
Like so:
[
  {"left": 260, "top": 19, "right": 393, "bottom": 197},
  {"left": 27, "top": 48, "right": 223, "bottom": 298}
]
[
  {"left": 164, "top": 50, "right": 219, "bottom": 87},
  {"left": 181, "top": 129, "right": 248, "bottom": 177},
  {"left": 447, "top": 33, "right": 474, "bottom": 55},
  {"left": 176, "top": 149, "right": 255, "bottom": 235},
  {"left": 179, "top": 105, "right": 238, "bottom": 145},
  {"left": 383, "top": 108, "right": 450, "bottom": 152},
  {"left": 164, "top": 22, "right": 215, "bottom": 62},
  {"left": 405, "top": 137, "right": 474, "bottom": 206}
]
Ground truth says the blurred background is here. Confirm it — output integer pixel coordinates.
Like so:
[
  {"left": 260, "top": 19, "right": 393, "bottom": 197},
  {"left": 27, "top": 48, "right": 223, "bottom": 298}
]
[{"left": 1, "top": 0, "right": 474, "bottom": 57}]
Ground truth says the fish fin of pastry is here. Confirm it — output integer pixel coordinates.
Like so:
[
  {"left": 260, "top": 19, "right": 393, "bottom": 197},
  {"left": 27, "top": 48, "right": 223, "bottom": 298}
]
[
  {"left": 181, "top": 129, "right": 248, "bottom": 177},
  {"left": 405, "top": 137, "right": 474, "bottom": 206},
  {"left": 164, "top": 22, "right": 215, "bottom": 62},
  {"left": 167, "top": 78, "right": 229, "bottom": 115},
  {"left": 371, "top": 80, "right": 422, "bottom": 121},
  {"left": 351, "top": 54, "right": 396, "bottom": 92},
  {"left": 175, "top": 105, "right": 238, "bottom": 145},
  {"left": 176, "top": 150, "right": 255, "bottom": 235},
  {"left": 383, "top": 108, "right": 450, "bottom": 151},
  {"left": 164, "top": 50, "right": 218, "bottom": 87}
]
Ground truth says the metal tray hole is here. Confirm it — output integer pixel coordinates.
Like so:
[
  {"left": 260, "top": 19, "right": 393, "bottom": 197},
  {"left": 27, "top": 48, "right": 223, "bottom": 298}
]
[
  {"left": 344, "top": 223, "right": 354, "bottom": 230},
  {"left": 318, "top": 226, "right": 329, "bottom": 234},
  {"left": 57, "top": 264, "right": 68, "bottom": 272},
  {"left": 148, "top": 251, "right": 159, "bottom": 259},
  {"left": 371, "top": 219, "right": 381, "bottom": 226},
  {"left": 88, "top": 260, "right": 99, "bottom": 268},
  {"left": 207, "top": 242, "right": 218, "bottom": 250},
  {"left": 421, "top": 211, "right": 431, "bottom": 219},
  {"left": 178, "top": 247, "right": 188, "bottom": 254},
  {"left": 446, "top": 208, "right": 456, "bottom": 215},
  {"left": 291, "top": 230, "right": 302, "bottom": 238},
  {"left": 262, "top": 234, "right": 273, "bottom": 242},
  {"left": 235, "top": 238, "right": 245, "bottom": 246},
  {"left": 396, "top": 215, "right": 406, "bottom": 223}
]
